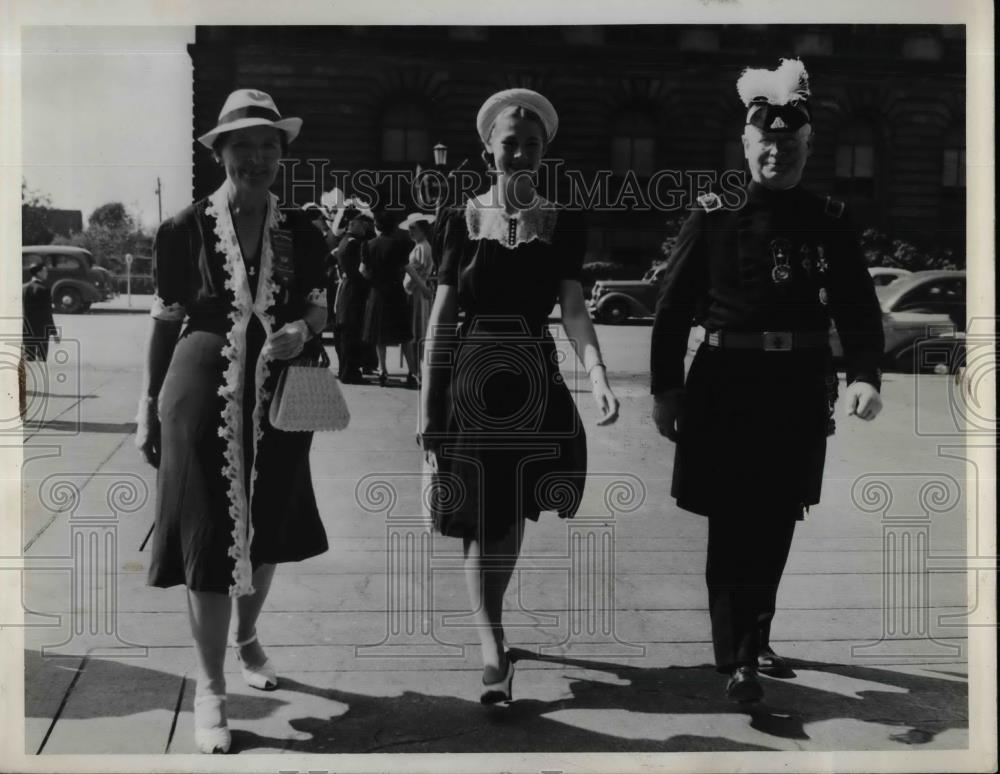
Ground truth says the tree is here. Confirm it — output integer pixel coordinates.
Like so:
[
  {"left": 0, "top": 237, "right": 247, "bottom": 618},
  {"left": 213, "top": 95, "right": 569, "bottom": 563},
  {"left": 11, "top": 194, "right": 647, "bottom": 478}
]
[
  {"left": 860, "top": 228, "right": 962, "bottom": 272},
  {"left": 22, "top": 179, "right": 55, "bottom": 245},
  {"left": 88, "top": 202, "right": 135, "bottom": 232},
  {"left": 55, "top": 201, "right": 151, "bottom": 270}
]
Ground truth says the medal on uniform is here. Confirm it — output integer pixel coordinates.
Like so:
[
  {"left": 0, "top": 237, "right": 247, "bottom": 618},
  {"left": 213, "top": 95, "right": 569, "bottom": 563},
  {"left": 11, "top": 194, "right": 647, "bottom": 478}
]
[
  {"left": 815, "top": 244, "right": 829, "bottom": 274},
  {"left": 271, "top": 229, "right": 296, "bottom": 287},
  {"left": 769, "top": 238, "right": 792, "bottom": 284},
  {"left": 819, "top": 287, "right": 829, "bottom": 305},
  {"left": 800, "top": 243, "right": 813, "bottom": 273}
]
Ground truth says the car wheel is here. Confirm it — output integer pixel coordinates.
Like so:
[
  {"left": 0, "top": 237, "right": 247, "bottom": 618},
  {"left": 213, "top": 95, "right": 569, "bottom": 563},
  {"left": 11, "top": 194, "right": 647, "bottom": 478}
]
[
  {"left": 53, "top": 287, "right": 84, "bottom": 314},
  {"left": 601, "top": 299, "right": 630, "bottom": 324}
]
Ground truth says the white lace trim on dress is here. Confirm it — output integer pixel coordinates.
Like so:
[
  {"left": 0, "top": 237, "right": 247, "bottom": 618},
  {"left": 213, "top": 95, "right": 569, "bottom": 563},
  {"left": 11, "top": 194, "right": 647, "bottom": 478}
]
[
  {"left": 150, "top": 295, "right": 186, "bottom": 321},
  {"left": 206, "top": 180, "right": 283, "bottom": 597},
  {"left": 465, "top": 190, "right": 558, "bottom": 248}
]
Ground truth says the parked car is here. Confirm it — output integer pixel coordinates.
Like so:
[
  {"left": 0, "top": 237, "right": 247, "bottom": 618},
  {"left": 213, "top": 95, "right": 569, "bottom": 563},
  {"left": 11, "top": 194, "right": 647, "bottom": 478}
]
[
  {"left": 21, "top": 245, "right": 117, "bottom": 313},
  {"left": 868, "top": 266, "right": 913, "bottom": 287},
  {"left": 587, "top": 265, "right": 666, "bottom": 323},
  {"left": 830, "top": 270, "right": 966, "bottom": 368}
]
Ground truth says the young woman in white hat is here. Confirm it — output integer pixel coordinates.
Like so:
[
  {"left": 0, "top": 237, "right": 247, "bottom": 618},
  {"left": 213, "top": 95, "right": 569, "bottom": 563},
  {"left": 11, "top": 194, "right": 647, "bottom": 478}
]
[
  {"left": 400, "top": 211, "right": 437, "bottom": 374},
  {"left": 135, "top": 89, "right": 329, "bottom": 753},
  {"left": 420, "top": 88, "right": 620, "bottom": 704}
]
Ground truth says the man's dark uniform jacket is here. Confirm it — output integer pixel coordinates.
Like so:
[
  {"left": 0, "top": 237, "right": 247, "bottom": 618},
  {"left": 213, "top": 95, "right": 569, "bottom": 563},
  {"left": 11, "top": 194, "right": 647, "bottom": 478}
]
[
  {"left": 22, "top": 277, "right": 56, "bottom": 362},
  {"left": 650, "top": 181, "right": 884, "bottom": 517}
]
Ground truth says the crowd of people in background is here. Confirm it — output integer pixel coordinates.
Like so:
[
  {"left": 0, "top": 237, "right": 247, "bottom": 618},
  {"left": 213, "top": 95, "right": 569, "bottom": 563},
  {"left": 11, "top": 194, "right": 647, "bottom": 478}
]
[{"left": 307, "top": 198, "right": 437, "bottom": 388}]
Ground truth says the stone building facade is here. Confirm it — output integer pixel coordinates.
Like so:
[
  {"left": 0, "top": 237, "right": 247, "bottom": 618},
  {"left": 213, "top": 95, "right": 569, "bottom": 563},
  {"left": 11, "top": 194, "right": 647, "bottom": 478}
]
[{"left": 188, "top": 24, "right": 966, "bottom": 265}]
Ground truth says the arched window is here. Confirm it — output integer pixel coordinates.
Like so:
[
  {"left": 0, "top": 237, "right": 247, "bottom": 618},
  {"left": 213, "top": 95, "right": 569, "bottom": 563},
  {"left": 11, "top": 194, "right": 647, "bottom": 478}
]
[
  {"left": 381, "top": 102, "right": 430, "bottom": 165},
  {"left": 941, "top": 125, "right": 966, "bottom": 189},
  {"left": 834, "top": 120, "right": 876, "bottom": 197},
  {"left": 611, "top": 110, "right": 656, "bottom": 177}
]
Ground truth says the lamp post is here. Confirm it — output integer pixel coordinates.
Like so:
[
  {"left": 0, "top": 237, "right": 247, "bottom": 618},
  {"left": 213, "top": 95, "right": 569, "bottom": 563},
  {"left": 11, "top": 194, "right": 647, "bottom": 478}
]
[
  {"left": 433, "top": 142, "right": 448, "bottom": 167},
  {"left": 124, "top": 253, "right": 133, "bottom": 308}
]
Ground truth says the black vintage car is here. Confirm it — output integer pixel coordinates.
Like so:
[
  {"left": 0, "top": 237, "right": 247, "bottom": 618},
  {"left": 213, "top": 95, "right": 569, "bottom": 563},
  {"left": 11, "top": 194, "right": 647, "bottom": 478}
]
[
  {"left": 586, "top": 265, "right": 666, "bottom": 324},
  {"left": 21, "top": 245, "right": 117, "bottom": 313}
]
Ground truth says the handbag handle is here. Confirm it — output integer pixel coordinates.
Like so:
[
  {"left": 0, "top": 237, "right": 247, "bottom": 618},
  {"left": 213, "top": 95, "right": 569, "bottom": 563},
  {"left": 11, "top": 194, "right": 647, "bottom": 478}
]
[{"left": 290, "top": 337, "right": 331, "bottom": 369}]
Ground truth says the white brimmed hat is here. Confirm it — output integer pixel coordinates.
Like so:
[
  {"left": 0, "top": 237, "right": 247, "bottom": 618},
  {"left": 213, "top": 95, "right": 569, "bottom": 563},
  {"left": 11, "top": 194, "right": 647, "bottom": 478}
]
[
  {"left": 399, "top": 212, "right": 436, "bottom": 231},
  {"left": 197, "top": 89, "right": 302, "bottom": 149}
]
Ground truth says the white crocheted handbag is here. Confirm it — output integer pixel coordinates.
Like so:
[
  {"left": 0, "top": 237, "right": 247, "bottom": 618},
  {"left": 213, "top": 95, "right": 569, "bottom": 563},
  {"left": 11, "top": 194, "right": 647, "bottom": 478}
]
[{"left": 269, "top": 346, "right": 350, "bottom": 432}]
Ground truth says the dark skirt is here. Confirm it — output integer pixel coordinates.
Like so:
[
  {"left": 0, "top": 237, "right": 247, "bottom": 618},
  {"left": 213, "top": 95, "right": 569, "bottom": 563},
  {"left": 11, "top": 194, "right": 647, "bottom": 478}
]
[
  {"left": 430, "top": 326, "right": 587, "bottom": 541},
  {"left": 362, "top": 285, "right": 412, "bottom": 347},
  {"left": 148, "top": 321, "right": 328, "bottom": 593},
  {"left": 672, "top": 344, "right": 830, "bottom": 518}
]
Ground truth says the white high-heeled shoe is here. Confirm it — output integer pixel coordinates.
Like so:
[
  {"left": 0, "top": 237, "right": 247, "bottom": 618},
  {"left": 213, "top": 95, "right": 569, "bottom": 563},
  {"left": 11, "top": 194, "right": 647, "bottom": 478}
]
[
  {"left": 193, "top": 694, "right": 231, "bottom": 754},
  {"left": 232, "top": 632, "right": 278, "bottom": 691},
  {"left": 480, "top": 657, "right": 515, "bottom": 705}
]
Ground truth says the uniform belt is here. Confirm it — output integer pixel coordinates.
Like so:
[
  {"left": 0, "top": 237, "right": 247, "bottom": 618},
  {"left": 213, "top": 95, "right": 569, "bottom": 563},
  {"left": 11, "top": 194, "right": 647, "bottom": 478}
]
[{"left": 705, "top": 330, "right": 828, "bottom": 352}]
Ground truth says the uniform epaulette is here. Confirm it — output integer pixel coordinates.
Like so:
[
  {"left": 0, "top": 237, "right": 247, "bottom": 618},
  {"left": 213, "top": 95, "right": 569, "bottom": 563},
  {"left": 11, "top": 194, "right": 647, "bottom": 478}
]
[
  {"left": 697, "top": 192, "right": 722, "bottom": 213},
  {"left": 824, "top": 196, "right": 845, "bottom": 219}
]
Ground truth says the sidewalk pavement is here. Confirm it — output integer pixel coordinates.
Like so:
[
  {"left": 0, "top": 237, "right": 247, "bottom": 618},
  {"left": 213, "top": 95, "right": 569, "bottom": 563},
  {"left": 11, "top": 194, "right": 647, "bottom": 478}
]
[
  {"left": 16, "top": 330, "right": 971, "bottom": 759},
  {"left": 90, "top": 293, "right": 154, "bottom": 313}
]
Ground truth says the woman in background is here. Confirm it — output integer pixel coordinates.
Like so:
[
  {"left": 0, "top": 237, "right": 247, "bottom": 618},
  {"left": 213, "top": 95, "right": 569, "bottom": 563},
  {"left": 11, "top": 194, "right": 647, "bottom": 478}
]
[
  {"left": 401, "top": 212, "right": 436, "bottom": 375},
  {"left": 360, "top": 208, "right": 419, "bottom": 387}
]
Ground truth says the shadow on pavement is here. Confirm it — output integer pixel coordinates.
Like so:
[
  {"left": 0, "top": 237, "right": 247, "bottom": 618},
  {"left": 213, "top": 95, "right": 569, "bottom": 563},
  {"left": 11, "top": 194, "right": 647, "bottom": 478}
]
[{"left": 25, "top": 647, "right": 967, "bottom": 754}]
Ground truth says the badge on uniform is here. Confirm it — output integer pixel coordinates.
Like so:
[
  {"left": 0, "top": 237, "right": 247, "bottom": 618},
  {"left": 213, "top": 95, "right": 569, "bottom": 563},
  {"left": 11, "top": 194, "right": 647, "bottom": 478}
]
[
  {"left": 799, "top": 243, "right": 813, "bottom": 273},
  {"left": 818, "top": 287, "right": 829, "bottom": 305},
  {"left": 769, "top": 238, "right": 792, "bottom": 284},
  {"left": 271, "top": 229, "right": 296, "bottom": 287},
  {"left": 815, "top": 244, "right": 829, "bottom": 274}
]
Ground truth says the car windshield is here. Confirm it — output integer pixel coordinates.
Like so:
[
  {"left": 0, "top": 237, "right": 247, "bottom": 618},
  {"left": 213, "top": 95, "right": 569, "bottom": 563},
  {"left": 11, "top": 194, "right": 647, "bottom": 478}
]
[{"left": 874, "top": 284, "right": 895, "bottom": 311}]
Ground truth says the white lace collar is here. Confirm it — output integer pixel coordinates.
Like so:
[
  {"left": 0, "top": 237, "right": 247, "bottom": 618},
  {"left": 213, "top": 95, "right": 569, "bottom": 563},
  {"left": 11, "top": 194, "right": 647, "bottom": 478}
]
[{"left": 465, "top": 190, "right": 558, "bottom": 247}]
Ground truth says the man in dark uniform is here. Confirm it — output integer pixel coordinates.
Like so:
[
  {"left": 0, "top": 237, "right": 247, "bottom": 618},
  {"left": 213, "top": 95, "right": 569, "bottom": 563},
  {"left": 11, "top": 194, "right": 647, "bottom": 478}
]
[
  {"left": 21, "top": 262, "right": 60, "bottom": 419},
  {"left": 23, "top": 262, "right": 59, "bottom": 362},
  {"left": 650, "top": 59, "right": 885, "bottom": 703},
  {"left": 334, "top": 214, "right": 374, "bottom": 383}
]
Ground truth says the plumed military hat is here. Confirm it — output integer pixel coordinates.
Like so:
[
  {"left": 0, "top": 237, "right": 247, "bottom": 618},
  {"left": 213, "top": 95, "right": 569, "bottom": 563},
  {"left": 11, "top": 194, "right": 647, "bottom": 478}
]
[{"left": 737, "top": 58, "right": 812, "bottom": 133}]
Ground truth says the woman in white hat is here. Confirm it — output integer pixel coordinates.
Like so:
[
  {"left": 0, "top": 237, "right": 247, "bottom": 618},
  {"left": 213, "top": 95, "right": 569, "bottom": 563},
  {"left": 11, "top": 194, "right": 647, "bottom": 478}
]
[
  {"left": 420, "top": 88, "right": 620, "bottom": 704},
  {"left": 400, "top": 212, "right": 437, "bottom": 373},
  {"left": 135, "top": 89, "right": 329, "bottom": 753}
]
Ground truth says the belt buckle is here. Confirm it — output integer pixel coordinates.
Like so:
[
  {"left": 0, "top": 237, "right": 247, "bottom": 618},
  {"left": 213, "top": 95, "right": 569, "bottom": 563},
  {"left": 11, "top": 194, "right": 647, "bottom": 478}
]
[{"left": 762, "top": 331, "right": 793, "bottom": 351}]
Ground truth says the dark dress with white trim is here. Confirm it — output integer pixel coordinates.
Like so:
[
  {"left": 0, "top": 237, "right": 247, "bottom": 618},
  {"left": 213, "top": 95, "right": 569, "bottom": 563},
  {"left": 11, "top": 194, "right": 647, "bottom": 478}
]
[
  {"left": 430, "top": 195, "right": 588, "bottom": 541},
  {"left": 147, "top": 186, "right": 329, "bottom": 596}
]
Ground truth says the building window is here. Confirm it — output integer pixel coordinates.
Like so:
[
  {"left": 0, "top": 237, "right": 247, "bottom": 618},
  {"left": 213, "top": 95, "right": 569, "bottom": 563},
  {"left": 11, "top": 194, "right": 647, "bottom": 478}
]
[
  {"left": 611, "top": 111, "right": 656, "bottom": 177},
  {"left": 902, "top": 35, "right": 943, "bottom": 60},
  {"left": 942, "top": 126, "right": 966, "bottom": 189},
  {"left": 449, "top": 26, "right": 487, "bottom": 42},
  {"left": 834, "top": 121, "right": 876, "bottom": 198},
  {"left": 563, "top": 26, "right": 604, "bottom": 45},
  {"left": 381, "top": 102, "right": 429, "bottom": 164},
  {"left": 678, "top": 28, "right": 719, "bottom": 52},
  {"left": 794, "top": 32, "right": 833, "bottom": 56},
  {"left": 942, "top": 149, "right": 966, "bottom": 188}
]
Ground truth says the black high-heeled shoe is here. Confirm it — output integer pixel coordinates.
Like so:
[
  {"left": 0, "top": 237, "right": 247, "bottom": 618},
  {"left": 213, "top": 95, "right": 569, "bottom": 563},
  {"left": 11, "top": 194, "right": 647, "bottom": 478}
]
[{"left": 378, "top": 371, "right": 388, "bottom": 387}]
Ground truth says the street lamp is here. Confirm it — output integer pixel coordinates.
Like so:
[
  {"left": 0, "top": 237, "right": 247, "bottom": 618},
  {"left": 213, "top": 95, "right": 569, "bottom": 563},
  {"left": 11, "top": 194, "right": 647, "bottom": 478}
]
[{"left": 433, "top": 142, "right": 448, "bottom": 167}]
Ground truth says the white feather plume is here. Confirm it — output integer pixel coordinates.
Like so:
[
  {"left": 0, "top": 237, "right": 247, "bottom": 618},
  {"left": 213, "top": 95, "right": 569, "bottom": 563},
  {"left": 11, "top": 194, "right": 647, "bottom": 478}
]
[{"left": 736, "top": 58, "right": 811, "bottom": 107}]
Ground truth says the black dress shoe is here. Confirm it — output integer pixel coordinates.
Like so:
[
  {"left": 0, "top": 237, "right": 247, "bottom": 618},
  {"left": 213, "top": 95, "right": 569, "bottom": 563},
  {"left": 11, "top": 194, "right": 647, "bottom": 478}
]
[
  {"left": 757, "top": 646, "right": 789, "bottom": 676},
  {"left": 725, "top": 666, "right": 764, "bottom": 704}
]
